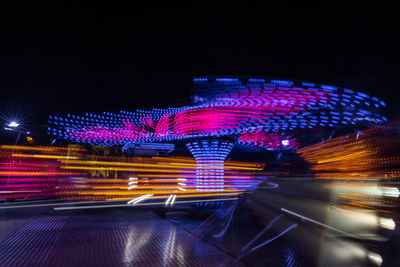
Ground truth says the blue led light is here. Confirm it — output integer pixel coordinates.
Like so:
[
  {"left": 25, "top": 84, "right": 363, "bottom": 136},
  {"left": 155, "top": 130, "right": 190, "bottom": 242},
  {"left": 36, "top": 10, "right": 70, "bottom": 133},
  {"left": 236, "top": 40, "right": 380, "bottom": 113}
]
[
  {"left": 271, "top": 80, "right": 294, "bottom": 86},
  {"left": 216, "top": 78, "right": 239, "bottom": 82},
  {"left": 248, "top": 78, "right": 265, "bottom": 82},
  {"left": 193, "top": 78, "right": 208, "bottom": 82},
  {"left": 301, "top": 82, "right": 315, "bottom": 87},
  {"left": 321, "top": 85, "right": 337, "bottom": 91},
  {"left": 357, "top": 92, "right": 370, "bottom": 98}
]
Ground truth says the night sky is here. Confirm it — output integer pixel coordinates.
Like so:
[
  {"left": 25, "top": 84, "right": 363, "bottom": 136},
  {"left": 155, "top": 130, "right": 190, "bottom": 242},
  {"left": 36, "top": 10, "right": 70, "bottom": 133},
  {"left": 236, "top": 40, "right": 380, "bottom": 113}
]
[{"left": 1, "top": 8, "right": 399, "bottom": 141}]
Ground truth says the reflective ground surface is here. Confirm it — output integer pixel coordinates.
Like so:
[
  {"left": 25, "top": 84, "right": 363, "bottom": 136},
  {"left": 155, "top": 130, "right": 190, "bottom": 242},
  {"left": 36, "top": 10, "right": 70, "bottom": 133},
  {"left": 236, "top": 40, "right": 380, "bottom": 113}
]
[
  {"left": 1, "top": 177, "right": 399, "bottom": 267},
  {"left": 1, "top": 206, "right": 244, "bottom": 266}
]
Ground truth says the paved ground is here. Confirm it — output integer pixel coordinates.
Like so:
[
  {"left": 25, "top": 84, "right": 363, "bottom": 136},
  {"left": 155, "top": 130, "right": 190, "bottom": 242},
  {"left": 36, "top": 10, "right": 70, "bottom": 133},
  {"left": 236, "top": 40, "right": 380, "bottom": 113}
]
[
  {"left": 2, "top": 199, "right": 396, "bottom": 267},
  {"left": 0, "top": 206, "right": 244, "bottom": 266}
]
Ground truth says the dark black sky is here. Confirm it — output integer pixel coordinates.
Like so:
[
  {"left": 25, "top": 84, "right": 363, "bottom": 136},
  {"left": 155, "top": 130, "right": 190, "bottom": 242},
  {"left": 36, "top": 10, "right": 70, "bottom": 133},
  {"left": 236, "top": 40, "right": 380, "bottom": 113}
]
[{"left": 1, "top": 8, "right": 399, "bottom": 137}]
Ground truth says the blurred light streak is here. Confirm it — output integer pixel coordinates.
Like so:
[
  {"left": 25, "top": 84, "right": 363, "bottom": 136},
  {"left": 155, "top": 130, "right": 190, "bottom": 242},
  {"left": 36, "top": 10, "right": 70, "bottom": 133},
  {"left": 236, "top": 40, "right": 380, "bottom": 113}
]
[
  {"left": 0, "top": 200, "right": 122, "bottom": 209},
  {"left": 1, "top": 145, "right": 85, "bottom": 152},
  {"left": 239, "top": 222, "right": 298, "bottom": 260},
  {"left": 241, "top": 214, "right": 283, "bottom": 252},
  {"left": 165, "top": 194, "right": 173, "bottom": 206},
  {"left": 297, "top": 122, "right": 400, "bottom": 180},
  {"left": 12, "top": 153, "right": 80, "bottom": 160},
  {"left": 213, "top": 205, "right": 237, "bottom": 238},
  {"left": 170, "top": 194, "right": 177, "bottom": 206},
  {"left": 1, "top": 145, "right": 264, "bottom": 203},
  {"left": 367, "top": 252, "right": 383, "bottom": 266},
  {"left": 296, "top": 122, "right": 400, "bottom": 229},
  {"left": 251, "top": 223, "right": 298, "bottom": 251},
  {"left": 281, "top": 208, "right": 358, "bottom": 238},
  {"left": 127, "top": 194, "right": 153, "bottom": 205},
  {"left": 382, "top": 187, "right": 399, "bottom": 198},
  {"left": 54, "top": 197, "right": 239, "bottom": 210}
]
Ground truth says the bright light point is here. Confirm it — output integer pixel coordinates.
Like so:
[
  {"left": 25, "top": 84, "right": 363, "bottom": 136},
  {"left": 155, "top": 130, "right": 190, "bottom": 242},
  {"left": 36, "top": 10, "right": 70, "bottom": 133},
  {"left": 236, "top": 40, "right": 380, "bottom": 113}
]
[
  {"left": 282, "top": 139, "right": 289, "bottom": 146},
  {"left": 378, "top": 217, "right": 396, "bottom": 230},
  {"left": 367, "top": 252, "right": 383, "bottom": 266},
  {"left": 8, "top": 121, "right": 19, "bottom": 128},
  {"left": 382, "top": 187, "right": 400, "bottom": 198}
]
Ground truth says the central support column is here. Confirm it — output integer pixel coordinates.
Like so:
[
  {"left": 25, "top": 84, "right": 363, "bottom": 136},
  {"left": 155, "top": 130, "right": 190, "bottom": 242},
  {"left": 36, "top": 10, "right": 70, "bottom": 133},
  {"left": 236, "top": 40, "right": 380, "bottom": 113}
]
[{"left": 186, "top": 140, "right": 234, "bottom": 191}]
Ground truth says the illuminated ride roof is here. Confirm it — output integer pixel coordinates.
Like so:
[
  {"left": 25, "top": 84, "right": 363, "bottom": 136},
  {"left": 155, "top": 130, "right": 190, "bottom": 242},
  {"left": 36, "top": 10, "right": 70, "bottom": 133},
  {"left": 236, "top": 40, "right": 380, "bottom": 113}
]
[{"left": 47, "top": 77, "right": 387, "bottom": 150}]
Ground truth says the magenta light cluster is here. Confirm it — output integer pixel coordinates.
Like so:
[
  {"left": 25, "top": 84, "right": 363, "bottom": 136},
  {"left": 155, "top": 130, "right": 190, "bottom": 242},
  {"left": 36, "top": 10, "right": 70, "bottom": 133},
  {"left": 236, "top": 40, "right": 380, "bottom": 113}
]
[{"left": 48, "top": 77, "right": 387, "bottom": 150}]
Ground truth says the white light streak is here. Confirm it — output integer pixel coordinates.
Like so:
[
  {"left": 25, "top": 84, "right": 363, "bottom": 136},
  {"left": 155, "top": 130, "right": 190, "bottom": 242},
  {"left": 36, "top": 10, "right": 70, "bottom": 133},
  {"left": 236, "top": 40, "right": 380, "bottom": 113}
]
[
  {"left": 170, "top": 195, "right": 177, "bottom": 206},
  {"left": 127, "top": 194, "right": 153, "bottom": 205},
  {"left": 128, "top": 177, "right": 138, "bottom": 190},
  {"left": 281, "top": 208, "right": 358, "bottom": 238},
  {"left": 177, "top": 187, "right": 186, "bottom": 191},
  {"left": 165, "top": 194, "right": 173, "bottom": 206}
]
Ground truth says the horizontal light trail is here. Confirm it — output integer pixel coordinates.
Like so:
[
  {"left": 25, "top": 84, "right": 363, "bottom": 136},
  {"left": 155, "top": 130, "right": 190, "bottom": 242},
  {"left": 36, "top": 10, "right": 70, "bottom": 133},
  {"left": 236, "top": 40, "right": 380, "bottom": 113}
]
[
  {"left": 0, "top": 198, "right": 58, "bottom": 206},
  {"left": 59, "top": 165, "right": 261, "bottom": 172},
  {"left": 72, "top": 193, "right": 242, "bottom": 201},
  {"left": 1, "top": 145, "right": 262, "bottom": 202},
  {"left": 0, "top": 190, "right": 41, "bottom": 193},
  {"left": 0, "top": 199, "right": 124, "bottom": 209},
  {"left": 0, "top": 171, "right": 78, "bottom": 176},
  {"left": 58, "top": 159, "right": 262, "bottom": 171},
  {"left": 12, "top": 153, "right": 80, "bottom": 160},
  {"left": 54, "top": 197, "right": 239, "bottom": 210},
  {"left": 1, "top": 145, "right": 85, "bottom": 152}
]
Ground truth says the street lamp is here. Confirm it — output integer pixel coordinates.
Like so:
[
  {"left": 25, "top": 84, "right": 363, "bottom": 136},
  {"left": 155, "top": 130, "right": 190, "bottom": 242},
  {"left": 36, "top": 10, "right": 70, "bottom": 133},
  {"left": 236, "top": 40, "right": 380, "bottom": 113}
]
[
  {"left": 7, "top": 121, "right": 20, "bottom": 128},
  {"left": 4, "top": 121, "right": 22, "bottom": 146}
]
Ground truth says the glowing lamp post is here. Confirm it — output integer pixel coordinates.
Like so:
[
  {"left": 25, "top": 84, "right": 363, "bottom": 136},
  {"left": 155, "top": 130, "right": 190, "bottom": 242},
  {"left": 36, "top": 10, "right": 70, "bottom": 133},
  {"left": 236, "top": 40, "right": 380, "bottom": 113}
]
[
  {"left": 8, "top": 121, "right": 20, "bottom": 128},
  {"left": 4, "top": 121, "right": 23, "bottom": 146}
]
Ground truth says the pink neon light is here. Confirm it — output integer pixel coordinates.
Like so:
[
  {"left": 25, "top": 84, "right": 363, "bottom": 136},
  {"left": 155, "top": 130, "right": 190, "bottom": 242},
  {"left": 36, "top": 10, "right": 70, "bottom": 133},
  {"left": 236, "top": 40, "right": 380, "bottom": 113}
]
[
  {"left": 239, "top": 131, "right": 300, "bottom": 149},
  {"left": 64, "top": 86, "right": 333, "bottom": 145}
]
